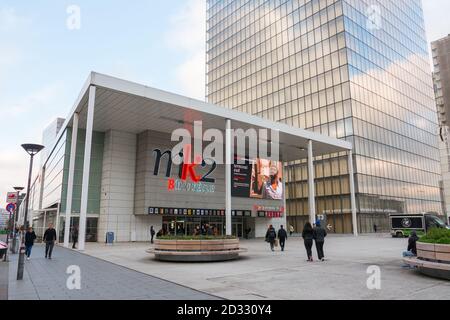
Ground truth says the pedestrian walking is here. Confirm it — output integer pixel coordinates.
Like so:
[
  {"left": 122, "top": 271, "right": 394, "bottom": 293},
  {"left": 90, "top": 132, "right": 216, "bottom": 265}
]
[
  {"left": 43, "top": 223, "right": 57, "bottom": 259},
  {"left": 373, "top": 224, "right": 378, "bottom": 233},
  {"left": 302, "top": 222, "right": 314, "bottom": 261},
  {"left": 150, "top": 226, "right": 156, "bottom": 244},
  {"left": 277, "top": 225, "right": 288, "bottom": 251},
  {"left": 289, "top": 225, "right": 294, "bottom": 236},
  {"left": 313, "top": 221, "right": 327, "bottom": 261},
  {"left": 71, "top": 225, "right": 79, "bottom": 249},
  {"left": 24, "top": 227, "right": 36, "bottom": 260},
  {"left": 265, "top": 225, "right": 277, "bottom": 251}
]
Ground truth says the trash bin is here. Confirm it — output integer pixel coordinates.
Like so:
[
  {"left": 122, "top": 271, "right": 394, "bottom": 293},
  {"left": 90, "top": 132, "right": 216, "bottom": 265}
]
[{"left": 106, "top": 232, "right": 114, "bottom": 244}]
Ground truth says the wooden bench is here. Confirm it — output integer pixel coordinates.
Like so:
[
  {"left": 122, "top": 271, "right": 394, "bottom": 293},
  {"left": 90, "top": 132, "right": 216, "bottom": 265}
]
[
  {"left": 147, "top": 239, "right": 247, "bottom": 262},
  {"left": 403, "top": 242, "right": 450, "bottom": 280}
]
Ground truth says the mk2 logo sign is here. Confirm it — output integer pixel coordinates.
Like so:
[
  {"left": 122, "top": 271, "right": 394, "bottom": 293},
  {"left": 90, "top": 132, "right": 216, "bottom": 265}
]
[{"left": 153, "top": 145, "right": 217, "bottom": 193}]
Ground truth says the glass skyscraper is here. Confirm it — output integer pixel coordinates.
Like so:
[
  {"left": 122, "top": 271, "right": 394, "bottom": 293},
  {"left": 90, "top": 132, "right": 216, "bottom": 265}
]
[{"left": 206, "top": 0, "right": 442, "bottom": 232}]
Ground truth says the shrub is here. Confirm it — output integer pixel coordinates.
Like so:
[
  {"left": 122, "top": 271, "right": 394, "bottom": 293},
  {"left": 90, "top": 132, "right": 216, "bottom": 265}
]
[{"left": 418, "top": 228, "right": 450, "bottom": 244}]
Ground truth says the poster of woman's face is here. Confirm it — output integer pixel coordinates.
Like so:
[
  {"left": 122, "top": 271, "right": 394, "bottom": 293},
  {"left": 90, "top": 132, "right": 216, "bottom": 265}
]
[{"left": 250, "top": 158, "right": 283, "bottom": 200}]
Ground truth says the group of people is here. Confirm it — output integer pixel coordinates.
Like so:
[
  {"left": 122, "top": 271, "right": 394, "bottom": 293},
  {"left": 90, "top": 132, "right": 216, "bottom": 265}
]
[
  {"left": 193, "top": 224, "right": 219, "bottom": 236},
  {"left": 265, "top": 222, "right": 328, "bottom": 261},
  {"left": 22, "top": 223, "right": 80, "bottom": 260}
]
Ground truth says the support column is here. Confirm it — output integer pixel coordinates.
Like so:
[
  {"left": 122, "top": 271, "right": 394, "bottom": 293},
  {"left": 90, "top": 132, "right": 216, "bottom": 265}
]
[
  {"left": 42, "top": 211, "right": 47, "bottom": 238},
  {"left": 282, "top": 163, "right": 287, "bottom": 228},
  {"left": 64, "top": 113, "right": 79, "bottom": 248},
  {"left": 55, "top": 204, "right": 61, "bottom": 243},
  {"left": 348, "top": 150, "right": 358, "bottom": 236},
  {"left": 308, "top": 140, "right": 316, "bottom": 225},
  {"left": 225, "top": 119, "right": 232, "bottom": 236},
  {"left": 78, "top": 86, "right": 96, "bottom": 251}
]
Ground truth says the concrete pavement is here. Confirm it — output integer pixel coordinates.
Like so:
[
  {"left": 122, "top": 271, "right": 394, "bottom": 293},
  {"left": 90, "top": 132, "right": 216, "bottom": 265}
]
[
  {"left": 7, "top": 245, "right": 219, "bottom": 300},
  {"left": 82, "top": 234, "right": 450, "bottom": 300},
  {"left": 0, "top": 234, "right": 8, "bottom": 300},
  {"left": 0, "top": 262, "right": 7, "bottom": 300}
]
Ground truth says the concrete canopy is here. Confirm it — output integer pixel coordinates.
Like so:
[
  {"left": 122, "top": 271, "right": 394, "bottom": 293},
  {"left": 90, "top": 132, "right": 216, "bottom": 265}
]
[{"left": 51, "top": 72, "right": 351, "bottom": 165}]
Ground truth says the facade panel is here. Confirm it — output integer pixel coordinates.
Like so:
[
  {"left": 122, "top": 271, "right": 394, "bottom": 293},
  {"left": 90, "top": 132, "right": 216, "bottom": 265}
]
[{"left": 206, "top": 0, "right": 442, "bottom": 232}]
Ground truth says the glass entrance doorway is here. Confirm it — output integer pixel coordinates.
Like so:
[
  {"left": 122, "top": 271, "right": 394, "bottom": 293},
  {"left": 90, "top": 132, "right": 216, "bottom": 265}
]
[
  {"left": 232, "top": 223, "right": 243, "bottom": 237},
  {"left": 160, "top": 215, "right": 252, "bottom": 238}
]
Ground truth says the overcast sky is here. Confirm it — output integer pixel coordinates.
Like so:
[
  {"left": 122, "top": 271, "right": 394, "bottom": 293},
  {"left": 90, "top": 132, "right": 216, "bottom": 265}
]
[{"left": 0, "top": 0, "right": 450, "bottom": 210}]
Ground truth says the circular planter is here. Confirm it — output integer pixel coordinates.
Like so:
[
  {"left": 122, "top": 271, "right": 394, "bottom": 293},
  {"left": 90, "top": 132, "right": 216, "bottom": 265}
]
[
  {"left": 147, "top": 238, "right": 245, "bottom": 262},
  {"left": 412, "top": 242, "right": 450, "bottom": 280}
]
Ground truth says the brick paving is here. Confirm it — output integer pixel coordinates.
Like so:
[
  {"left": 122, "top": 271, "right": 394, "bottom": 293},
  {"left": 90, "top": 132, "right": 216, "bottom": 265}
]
[{"left": 7, "top": 244, "right": 220, "bottom": 300}]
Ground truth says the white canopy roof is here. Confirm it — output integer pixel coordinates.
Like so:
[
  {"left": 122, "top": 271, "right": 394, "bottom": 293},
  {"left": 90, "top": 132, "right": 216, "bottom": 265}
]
[{"left": 48, "top": 72, "right": 352, "bottom": 164}]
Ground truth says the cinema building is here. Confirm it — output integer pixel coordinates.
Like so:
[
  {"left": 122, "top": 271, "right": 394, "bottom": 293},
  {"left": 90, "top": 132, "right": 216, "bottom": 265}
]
[{"left": 19, "top": 72, "right": 354, "bottom": 250}]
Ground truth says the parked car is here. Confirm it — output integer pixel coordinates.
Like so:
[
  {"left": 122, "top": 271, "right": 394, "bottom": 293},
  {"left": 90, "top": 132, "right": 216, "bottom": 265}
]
[
  {"left": 390, "top": 212, "right": 449, "bottom": 238},
  {"left": 0, "top": 241, "right": 7, "bottom": 259}
]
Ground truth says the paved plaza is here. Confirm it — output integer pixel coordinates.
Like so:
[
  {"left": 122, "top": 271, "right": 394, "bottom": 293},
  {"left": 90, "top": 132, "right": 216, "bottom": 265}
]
[
  {"left": 4, "top": 245, "right": 219, "bottom": 300},
  {"left": 1, "top": 234, "right": 449, "bottom": 300},
  {"left": 82, "top": 234, "right": 450, "bottom": 300}
]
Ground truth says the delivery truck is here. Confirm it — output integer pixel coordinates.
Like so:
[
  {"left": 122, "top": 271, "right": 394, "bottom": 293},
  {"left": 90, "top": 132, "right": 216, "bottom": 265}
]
[{"left": 390, "top": 212, "right": 449, "bottom": 238}]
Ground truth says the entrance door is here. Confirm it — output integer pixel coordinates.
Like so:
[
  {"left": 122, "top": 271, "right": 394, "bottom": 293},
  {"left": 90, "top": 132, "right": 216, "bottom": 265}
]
[
  {"left": 233, "top": 223, "right": 243, "bottom": 238},
  {"left": 209, "top": 222, "right": 223, "bottom": 236},
  {"left": 176, "top": 220, "right": 186, "bottom": 236},
  {"left": 186, "top": 217, "right": 201, "bottom": 236}
]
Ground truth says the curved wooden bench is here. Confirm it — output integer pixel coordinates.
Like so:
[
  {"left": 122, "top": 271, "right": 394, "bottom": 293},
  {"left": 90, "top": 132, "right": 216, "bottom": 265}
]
[
  {"left": 147, "top": 239, "right": 246, "bottom": 262},
  {"left": 403, "top": 243, "right": 450, "bottom": 280}
]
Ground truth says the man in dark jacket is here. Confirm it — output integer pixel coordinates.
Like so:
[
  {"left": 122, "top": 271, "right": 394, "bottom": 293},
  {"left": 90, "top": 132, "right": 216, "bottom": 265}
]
[
  {"left": 265, "top": 225, "right": 277, "bottom": 251},
  {"left": 277, "top": 225, "right": 288, "bottom": 251},
  {"left": 150, "top": 226, "right": 155, "bottom": 244},
  {"left": 24, "top": 227, "right": 37, "bottom": 260},
  {"left": 43, "top": 223, "right": 57, "bottom": 259},
  {"left": 313, "top": 221, "right": 327, "bottom": 261}
]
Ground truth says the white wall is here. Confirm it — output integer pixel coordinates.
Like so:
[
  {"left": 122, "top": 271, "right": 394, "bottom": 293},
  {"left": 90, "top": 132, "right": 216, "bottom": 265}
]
[
  {"left": 255, "top": 217, "right": 287, "bottom": 238},
  {"left": 99, "top": 130, "right": 137, "bottom": 242},
  {"left": 99, "top": 129, "right": 288, "bottom": 242}
]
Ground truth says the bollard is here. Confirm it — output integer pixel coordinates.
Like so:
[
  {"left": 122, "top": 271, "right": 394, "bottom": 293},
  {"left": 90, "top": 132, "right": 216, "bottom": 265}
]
[
  {"left": 16, "top": 244, "right": 26, "bottom": 280},
  {"left": 11, "top": 235, "right": 18, "bottom": 254}
]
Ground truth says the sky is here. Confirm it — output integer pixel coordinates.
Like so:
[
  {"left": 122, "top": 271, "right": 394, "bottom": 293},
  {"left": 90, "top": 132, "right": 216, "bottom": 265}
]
[{"left": 0, "top": 0, "right": 450, "bottom": 210}]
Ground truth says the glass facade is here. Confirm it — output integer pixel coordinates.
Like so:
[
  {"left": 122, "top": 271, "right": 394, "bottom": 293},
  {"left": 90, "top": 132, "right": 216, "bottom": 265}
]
[
  {"left": 60, "top": 128, "right": 105, "bottom": 215},
  {"left": 206, "top": 0, "right": 442, "bottom": 232},
  {"left": 27, "top": 126, "right": 104, "bottom": 242}
]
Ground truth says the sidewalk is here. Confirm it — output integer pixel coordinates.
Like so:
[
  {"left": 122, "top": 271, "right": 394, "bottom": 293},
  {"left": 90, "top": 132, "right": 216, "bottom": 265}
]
[
  {"left": 7, "top": 244, "right": 219, "bottom": 300},
  {"left": 0, "top": 262, "right": 7, "bottom": 300},
  {"left": 0, "top": 234, "right": 8, "bottom": 300},
  {"left": 83, "top": 236, "right": 450, "bottom": 300}
]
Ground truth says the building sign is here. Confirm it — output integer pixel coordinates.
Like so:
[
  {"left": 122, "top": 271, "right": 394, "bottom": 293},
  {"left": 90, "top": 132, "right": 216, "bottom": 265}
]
[
  {"left": 148, "top": 207, "right": 251, "bottom": 217},
  {"left": 257, "top": 211, "right": 284, "bottom": 218},
  {"left": 232, "top": 157, "right": 283, "bottom": 201},
  {"left": 6, "top": 192, "right": 18, "bottom": 204},
  {"left": 153, "top": 146, "right": 217, "bottom": 194},
  {"left": 167, "top": 178, "right": 215, "bottom": 193},
  {"left": 254, "top": 205, "right": 284, "bottom": 212}
]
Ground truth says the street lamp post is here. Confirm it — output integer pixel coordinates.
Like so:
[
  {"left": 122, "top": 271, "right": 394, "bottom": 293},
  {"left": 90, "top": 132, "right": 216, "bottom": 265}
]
[
  {"left": 17, "top": 144, "right": 44, "bottom": 281},
  {"left": 11, "top": 187, "right": 24, "bottom": 255}
]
